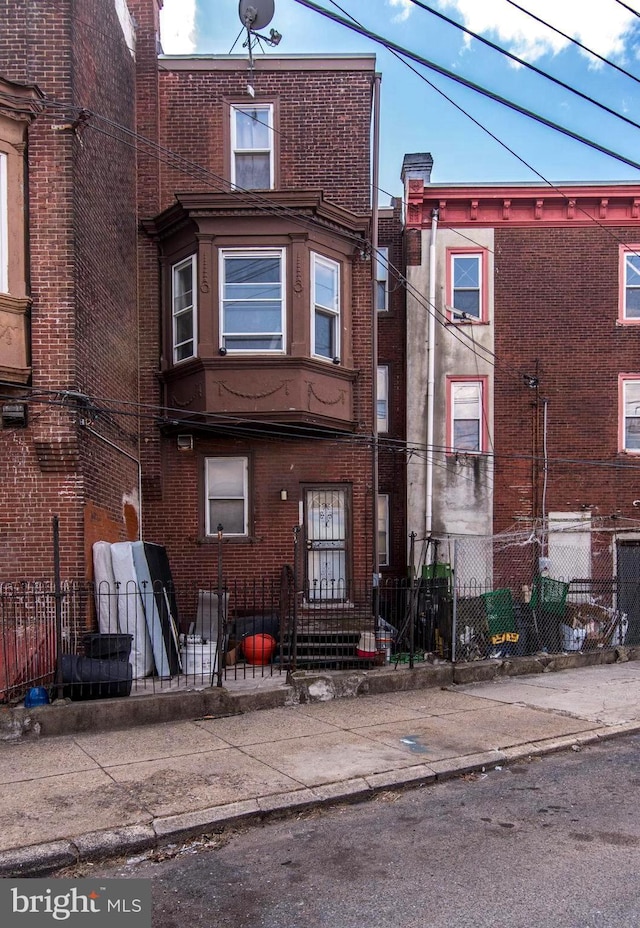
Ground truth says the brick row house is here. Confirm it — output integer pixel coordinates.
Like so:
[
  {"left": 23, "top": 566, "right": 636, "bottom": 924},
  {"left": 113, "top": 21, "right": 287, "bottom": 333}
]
[
  {"left": 0, "top": 1, "right": 388, "bottom": 617},
  {"left": 402, "top": 153, "right": 640, "bottom": 640}
]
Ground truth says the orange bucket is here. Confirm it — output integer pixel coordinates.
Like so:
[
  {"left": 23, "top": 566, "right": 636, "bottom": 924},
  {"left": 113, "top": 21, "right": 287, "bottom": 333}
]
[{"left": 242, "top": 633, "right": 277, "bottom": 665}]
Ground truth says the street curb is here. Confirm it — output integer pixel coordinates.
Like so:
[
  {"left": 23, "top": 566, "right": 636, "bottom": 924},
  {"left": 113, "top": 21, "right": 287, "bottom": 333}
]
[{"left": 4, "top": 721, "right": 640, "bottom": 877}]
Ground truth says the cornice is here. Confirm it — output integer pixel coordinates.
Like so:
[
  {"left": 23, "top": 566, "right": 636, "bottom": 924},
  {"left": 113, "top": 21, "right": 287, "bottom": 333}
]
[{"left": 405, "top": 179, "right": 640, "bottom": 229}]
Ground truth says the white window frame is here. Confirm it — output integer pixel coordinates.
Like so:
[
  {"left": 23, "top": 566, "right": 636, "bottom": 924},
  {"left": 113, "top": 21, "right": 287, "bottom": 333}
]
[
  {"left": 376, "top": 246, "right": 389, "bottom": 312},
  {"left": 377, "top": 365, "right": 389, "bottom": 433},
  {"left": 0, "top": 152, "right": 7, "bottom": 294},
  {"left": 378, "top": 493, "right": 389, "bottom": 567},
  {"left": 621, "top": 377, "right": 640, "bottom": 452},
  {"left": 311, "top": 252, "right": 341, "bottom": 361},
  {"left": 450, "top": 379, "right": 485, "bottom": 453},
  {"left": 230, "top": 104, "right": 274, "bottom": 190},
  {"left": 171, "top": 254, "right": 197, "bottom": 364},
  {"left": 220, "top": 248, "right": 285, "bottom": 354},
  {"left": 450, "top": 252, "right": 482, "bottom": 321},
  {"left": 205, "top": 456, "right": 249, "bottom": 537},
  {"left": 622, "top": 248, "right": 640, "bottom": 321}
]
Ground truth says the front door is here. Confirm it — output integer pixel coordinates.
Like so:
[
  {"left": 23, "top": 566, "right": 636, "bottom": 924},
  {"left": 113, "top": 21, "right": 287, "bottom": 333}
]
[{"left": 304, "top": 487, "right": 349, "bottom": 601}]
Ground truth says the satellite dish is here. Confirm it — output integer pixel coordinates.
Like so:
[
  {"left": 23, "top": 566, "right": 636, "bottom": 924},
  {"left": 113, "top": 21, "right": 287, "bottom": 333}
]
[{"left": 238, "top": 0, "right": 275, "bottom": 32}]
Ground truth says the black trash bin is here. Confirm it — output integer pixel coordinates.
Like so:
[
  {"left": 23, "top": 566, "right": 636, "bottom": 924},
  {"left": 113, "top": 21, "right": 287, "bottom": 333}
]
[
  {"left": 60, "top": 654, "right": 133, "bottom": 700},
  {"left": 82, "top": 633, "right": 133, "bottom": 662}
]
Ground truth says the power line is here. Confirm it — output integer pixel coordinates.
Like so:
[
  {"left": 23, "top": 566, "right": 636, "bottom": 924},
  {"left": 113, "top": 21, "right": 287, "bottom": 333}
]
[
  {"left": 292, "top": 0, "right": 640, "bottom": 174},
  {"left": 612, "top": 0, "right": 640, "bottom": 19},
  {"left": 503, "top": 0, "right": 640, "bottom": 86},
  {"left": 407, "top": 0, "right": 640, "bottom": 136}
]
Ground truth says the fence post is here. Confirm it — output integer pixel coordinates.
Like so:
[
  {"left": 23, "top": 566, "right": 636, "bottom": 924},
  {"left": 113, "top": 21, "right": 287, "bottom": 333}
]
[
  {"left": 408, "top": 532, "right": 416, "bottom": 668},
  {"left": 291, "top": 525, "right": 300, "bottom": 673},
  {"left": 52, "top": 516, "right": 64, "bottom": 701},
  {"left": 451, "top": 539, "right": 458, "bottom": 663},
  {"left": 215, "top": 524, "right": 224, "bottom": 688}
]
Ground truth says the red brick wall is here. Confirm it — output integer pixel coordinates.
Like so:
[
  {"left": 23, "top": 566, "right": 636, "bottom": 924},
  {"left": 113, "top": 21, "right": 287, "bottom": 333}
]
[
  {"left": 132, "top": 55, "right": 376, "bottom": 587},
  {"left": 494, "top": 224, "right": 640, "bottom": 532},
  {"left": 0, "top": 0, "right": 139, "bottom": 578}
]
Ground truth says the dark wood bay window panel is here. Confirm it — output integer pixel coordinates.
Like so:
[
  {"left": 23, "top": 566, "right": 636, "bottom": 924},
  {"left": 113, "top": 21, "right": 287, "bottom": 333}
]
[{"left": 145, "top": 190, "right": 369, "bottom": 432}]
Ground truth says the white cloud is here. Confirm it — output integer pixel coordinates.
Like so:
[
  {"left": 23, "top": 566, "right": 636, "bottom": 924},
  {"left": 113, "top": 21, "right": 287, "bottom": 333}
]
[
  {"left": 158, "top": 0, "right": 197, "bottom": 54},
  {"left": 388, "top": 0, "right": 413, "bottom": 23},
  {"left": 438, "top": 0, "right": 638, "bottom": 64}
]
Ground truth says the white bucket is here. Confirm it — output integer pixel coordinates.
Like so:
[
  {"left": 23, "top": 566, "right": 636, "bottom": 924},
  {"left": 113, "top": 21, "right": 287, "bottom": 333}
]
[
  {"left": 181, "top": 639, "right": 218, "bottom": 676},
  {"left": 358, "top": 632, "right": 377, "bottom": 654}
]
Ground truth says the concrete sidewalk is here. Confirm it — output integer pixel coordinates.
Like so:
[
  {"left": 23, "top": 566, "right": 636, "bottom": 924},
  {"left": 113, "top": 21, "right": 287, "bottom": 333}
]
[{"left": 2, "top": 660, "right": 640, "bottom": 877}]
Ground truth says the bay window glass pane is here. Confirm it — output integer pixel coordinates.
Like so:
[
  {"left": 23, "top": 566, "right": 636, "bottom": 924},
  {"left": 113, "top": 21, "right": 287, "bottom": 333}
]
[
  {"left": 315, "top": 312, "right": 334, "bottom": 358},
  {"left": 222, "top": 252, "right": 283, "bottom": 351},
  {"left": 315, "top": 261, "right": 338, "bottom": 310}
]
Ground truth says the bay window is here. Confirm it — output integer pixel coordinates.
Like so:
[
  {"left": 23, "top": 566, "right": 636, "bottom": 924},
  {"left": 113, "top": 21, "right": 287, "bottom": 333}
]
[
  {"left": 221, "top": 249, "right": 284, "bottom": 352},
  {"left": 312, "top": 252, "right": 340, "bottom": 360},
  {"left": 171, "top": 255, "right": 196, "bottom": 362}
]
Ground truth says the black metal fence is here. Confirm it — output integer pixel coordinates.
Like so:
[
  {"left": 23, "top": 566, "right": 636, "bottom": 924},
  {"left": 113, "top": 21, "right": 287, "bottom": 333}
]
[
  {"left": 0, "top": 574, "right": 455, "bottom": 705},
  {"left": 2, "top": 567, "right": 635, "bottom": 706}
]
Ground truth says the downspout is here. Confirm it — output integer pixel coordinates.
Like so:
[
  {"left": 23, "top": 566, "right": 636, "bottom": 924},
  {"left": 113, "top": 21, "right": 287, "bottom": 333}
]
[
  {"left": 425, "top": 208, "right": 439, "bottom": 538},
  {"left": 371, "top": 71, "right": 382, "bottom": 595}
]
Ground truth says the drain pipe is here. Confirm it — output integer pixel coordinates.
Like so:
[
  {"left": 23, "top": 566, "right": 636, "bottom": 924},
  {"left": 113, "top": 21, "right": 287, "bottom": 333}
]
[{"left": 425, "top": 208, "right": 439, "bottom": 538}]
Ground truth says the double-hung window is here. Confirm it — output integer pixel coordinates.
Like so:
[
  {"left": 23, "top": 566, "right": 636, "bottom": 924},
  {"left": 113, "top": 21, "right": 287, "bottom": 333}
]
[
  {"left": 448, "top": 378, "right": 486, "bottom": 453},
  {"left": 378, "top": 494, "right": 389, "bottom": 567},
  {"left": 230, "top": 104, "right": 274, "bottom": 190},
  {"left": 0, "top": 152, "right": 7, "bottom": 294},
  {"left": 448, "top": 250, "right": 484, "bottom": 321},
  {"left": 312, "top": 253, "right": 340, "bottom": 360},
  {"left": 377, "top": 365, "right": 389, "bottom": 433},
  {"left": 620, "top": 246, "right": 640, "bottom": 322},
  {"left": 620, "top": 377, "right": 640, "bottom": 451},
  {"left": 171, "top": 255, "right": 196, "bottom": 363},
  {"left": 376, "top": 246, "right": 389, "bottom": 312},
  {"left": 221, "top": 249, "right": 284, "bottom": 352},
  {"left": 205, "top": 456, "right": 248, "bottom": 536}
]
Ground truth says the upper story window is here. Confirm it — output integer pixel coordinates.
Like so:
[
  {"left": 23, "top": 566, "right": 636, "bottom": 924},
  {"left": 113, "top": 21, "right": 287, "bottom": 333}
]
[
  {"left": 205, "top": 456, "right": 249, "bottom": 537},
  {"left": 619, "top": 245, "right": 640, "bottom": 323},
  {"left": 620, "top": 376, "right": 640, "bottom": 451},
  {"left": 448, "top": 377, "right": 487, "bottom": 453},
  {"left": 171, "top": 255, "right": 196, "bottom": 363},
  {"left": 0, "top": 152, "right": 7, "bottom": 294},
  {"left": 230, "top": 104, "right": 274, "bottom": 190},
  {"left": 377, "top": 365, "right": 389, "bottom": 432},
  {"left": 447, "top": 250, "right": 487, "bottom": 322},
  {"left": 376, "top": 246, "right": 388, "bottom": 312},
  {"left": 312, "top": 253, "right": 340, "bottom": 361},
  {"left": 221, "top": 248, "right": 284, "bottom": 352},
  {"left": 378, "top": 493, "right": 389, "bottom": 567}
]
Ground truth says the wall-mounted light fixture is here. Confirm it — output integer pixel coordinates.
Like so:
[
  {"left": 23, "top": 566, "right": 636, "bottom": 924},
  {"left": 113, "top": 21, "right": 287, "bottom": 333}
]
[{"left": 280, "top": 488, "right": 288, "bottom": 501}]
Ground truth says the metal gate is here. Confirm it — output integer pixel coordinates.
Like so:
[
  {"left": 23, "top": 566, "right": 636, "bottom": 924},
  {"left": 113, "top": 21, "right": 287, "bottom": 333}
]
[{"left": 304, "top": 487, "right": 349, "bottom": 601}]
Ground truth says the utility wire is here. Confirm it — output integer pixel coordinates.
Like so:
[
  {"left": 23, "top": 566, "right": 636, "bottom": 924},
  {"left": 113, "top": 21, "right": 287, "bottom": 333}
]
[
  {"left": 613, "top": 0, "right": 640, "bottom": 19},
  {"left": 504, "top": 0, "right": 640, "bottom": 85},
  {"left": 292, "top": 0, "right": 640, "bottom": 173},
  {"left": 407, "top": 0, "right": 640, "bottom": 135}
]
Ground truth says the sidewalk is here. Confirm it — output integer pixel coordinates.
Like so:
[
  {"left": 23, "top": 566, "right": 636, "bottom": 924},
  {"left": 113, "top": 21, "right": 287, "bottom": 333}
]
[{"left": 2, "top": 660, "right": 640, "bottom": 877}]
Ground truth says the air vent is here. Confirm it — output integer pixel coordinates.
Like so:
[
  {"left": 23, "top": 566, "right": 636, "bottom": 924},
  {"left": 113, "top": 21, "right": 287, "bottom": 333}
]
[{"left": 177, "top": 434, "right": 194, "bottom": 452}]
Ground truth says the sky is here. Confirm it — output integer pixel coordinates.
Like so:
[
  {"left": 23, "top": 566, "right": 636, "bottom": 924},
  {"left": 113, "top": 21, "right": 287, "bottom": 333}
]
[{"left": 157, "top": 0, "right": 640, "bottom": 202}]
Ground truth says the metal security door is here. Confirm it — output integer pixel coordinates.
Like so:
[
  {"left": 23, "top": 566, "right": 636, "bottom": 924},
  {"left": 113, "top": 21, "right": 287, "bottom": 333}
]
[
  {"left": 305, "top": 488, "right": 349, "bottom": 601},
  {"left": 617, "top": 541, "right": 640, "bottom": 645}
]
